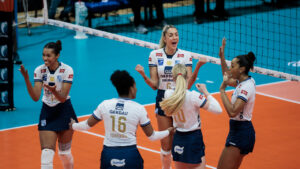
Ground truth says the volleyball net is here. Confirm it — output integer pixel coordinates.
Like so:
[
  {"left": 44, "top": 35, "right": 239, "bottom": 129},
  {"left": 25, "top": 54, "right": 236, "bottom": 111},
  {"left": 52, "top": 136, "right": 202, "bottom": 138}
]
[{"left": 23, "top": 0, "right": 300, "bottom": 81}]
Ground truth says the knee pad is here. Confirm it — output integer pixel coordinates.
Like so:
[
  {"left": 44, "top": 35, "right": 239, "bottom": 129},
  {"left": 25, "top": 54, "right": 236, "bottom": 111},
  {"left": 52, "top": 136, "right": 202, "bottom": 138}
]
[
  {"left": 58, "top": 142, "right": 74, "bottom": 168},
  {"left": 161, "top": 148, "right": 171, "bottom": 156},
  {"left": 41, "top": 148, "right": 55, "bottom": 166}
]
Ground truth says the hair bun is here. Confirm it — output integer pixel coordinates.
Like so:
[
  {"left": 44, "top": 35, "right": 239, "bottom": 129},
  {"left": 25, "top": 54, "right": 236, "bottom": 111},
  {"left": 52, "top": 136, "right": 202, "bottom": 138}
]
[
  {"left": 247, "top": 51, "right": 256, "bottom": 63},
  {"left": 56, "top": 40, "right": 62, "bottom": 52}
]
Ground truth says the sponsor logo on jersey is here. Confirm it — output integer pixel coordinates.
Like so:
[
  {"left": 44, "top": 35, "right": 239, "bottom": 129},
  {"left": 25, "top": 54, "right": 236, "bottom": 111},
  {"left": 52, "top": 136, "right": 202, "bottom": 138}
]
[
  {"left": 148, "top": 57, "right": 152, "bottom": 62},
  {"left": 57, "top": 75, "right": 62, "bottom": 82},
  {"left": 34, "top": 73, "right": 37, "bottom": 77},
  {"left": 158, "top": 59, "right": 164, "bottom": 66},
  {"left": 59, "top": 69, "right": 65, "bottom": 73},
  {"left": 174, "top": 145, "right": 184, "bottom": 154},
  {"left": 175, "top": 60, "right": 180, "bottom": 64},
  {"left": 189, "top": 57, "right": 192, "bottom": 61},
  {"left": 42, "top": 74, "right": 47, "bottom": 81},
  {"left": 167, "top": 60, "right": 172, "bottom": 66},
  {"left": 177, "top": 54, "right": 184, "bottom": 58},
  {"left": 68, "top": 74, "right": 73, "bottom": 79},
  {"left": 116, "top": 103, "right": 124, "bottom": 110},
  {"left": 199, "top": 95, "right": 204, "bottom": 100},
  {"left": 156, "top": 53, "right": 163, "bottom": 57},
  {"left": 41, "top": 69, "right": 46, "bottom": 73},
  {"left": 41, "top": 119, "right": 46, "bottom": 127},
  {"left": 164, "top": 66, "right": 172, "bottom": 74},
  {"left": 241, "top": 90, "right": 248, "bottom": 96},
  {"left": 110, "top": 159, "right": 126, "bottom": 167}
]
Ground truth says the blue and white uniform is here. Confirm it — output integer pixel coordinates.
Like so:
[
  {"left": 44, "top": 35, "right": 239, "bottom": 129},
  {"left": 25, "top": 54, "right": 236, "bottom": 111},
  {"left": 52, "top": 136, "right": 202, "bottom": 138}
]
[
  {"left": 148, "top": 48, "right": 193, "bottom": 116},
  {"left": 226, "top": 77, "right": 256, "bottom": 154},
  {"left": 165, "top": 89, "right": 207, "bottom": 164},
  {"left": 93, "top": 98, "right": 151, "bottom": 169},
  {"left": 34, "top": 62, "right": 77, "bottom": 131}
]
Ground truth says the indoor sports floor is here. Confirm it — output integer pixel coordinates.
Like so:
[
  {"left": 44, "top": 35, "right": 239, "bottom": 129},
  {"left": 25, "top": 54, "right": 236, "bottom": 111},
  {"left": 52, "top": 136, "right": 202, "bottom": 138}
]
[{"left": 1, "top": 3, "right": 300, "bottom": 169}]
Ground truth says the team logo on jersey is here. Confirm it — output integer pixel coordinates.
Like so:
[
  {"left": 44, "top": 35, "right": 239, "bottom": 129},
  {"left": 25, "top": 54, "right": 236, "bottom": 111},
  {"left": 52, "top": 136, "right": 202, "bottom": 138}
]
[
  {"left": 177, "top": 54, "right": 184, "bottom": 58},
  {"left": 49, "top": 76, "right": 55, "bottom": 82},
  {"left": 42, "top": 74, "right": 47, "bottom": 81},
  {"left": 40, "top": 119, "right": 46, "bottom": 127},
  {"left": 116, "top": 103, "right": 124, "bottom": 110},
  {"left": 41, "top": 69, "right": 46, "bottom": 73},
  {"left": 241, "top": 90, "right": 248, "bottom": 96},
  {"left": 175, "top": 60, "right": 180, "bottom": 65},
  {"left": 158, "top": 59, "right": 164, "bottom": 66},
  {"left": 174, "top": 145, "right": 184, "bottom": 154},
  {"left": 59, "top": 69, "right": 65, "bottom": 73},
  {"left": 110, "top": 159, "right": 126, "bottom": 167},
  {"left": 164, "top": 66, "right": 172, "bottom": 74},
  {"left": 156, "top": 53, "right": 163, "bottom": 57},
  {"left": 166, "top": 60, "right": 172, "bottom": 66}
]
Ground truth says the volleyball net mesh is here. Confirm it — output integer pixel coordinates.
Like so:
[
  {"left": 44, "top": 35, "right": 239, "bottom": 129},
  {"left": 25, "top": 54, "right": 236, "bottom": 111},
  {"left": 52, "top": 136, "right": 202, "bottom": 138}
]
[{"left": 23, "top": 0, "right": 300, "bottom": 81}]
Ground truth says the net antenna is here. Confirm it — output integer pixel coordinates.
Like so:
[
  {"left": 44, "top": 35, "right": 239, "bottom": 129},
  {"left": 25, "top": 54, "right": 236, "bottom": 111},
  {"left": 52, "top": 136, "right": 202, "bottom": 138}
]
[{"left": 25, "top": 0, "right": 300, "bottom": 82}]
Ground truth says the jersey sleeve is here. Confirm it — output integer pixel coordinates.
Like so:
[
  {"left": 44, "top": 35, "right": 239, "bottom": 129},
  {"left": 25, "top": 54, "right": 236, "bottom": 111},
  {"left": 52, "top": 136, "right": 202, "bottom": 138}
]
[
  {"left": 63, "top": 66, "right": 74, "bottom": 83},
  {"left": 237, "top": 83, "right": 254, "bottom": 103},
  {"left": 33, "top": 66, "right": 43, "bottom": 82},
  {"left": 185, "top": 52, "right": 193, "bottom": 67},
  {"left": 148, "top": 51, "right": 157, "bottom": 67},
  {"left": 191, "top": 91, "right": 207, "bottom": 108},
  {"left": 139, "top": 106, "right": 151, "bottom": 127},
  {"left": 92, "top": 102, "right": 104, "bottom": 121}
]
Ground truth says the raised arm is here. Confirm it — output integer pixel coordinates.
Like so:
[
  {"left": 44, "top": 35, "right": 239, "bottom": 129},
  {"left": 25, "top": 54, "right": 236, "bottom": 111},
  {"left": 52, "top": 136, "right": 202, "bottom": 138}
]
[
  {"left": 136, "top": 64, "right": 159, "bottom": 90},
  {"left": 187, "top": 57, "right": 206, "bottom": 89},
  {"left": 19, "top": 65, "right": 42, "bottom": 102},
  {"left": 196, "top": 83, "right": 222, "bottom": 114}
]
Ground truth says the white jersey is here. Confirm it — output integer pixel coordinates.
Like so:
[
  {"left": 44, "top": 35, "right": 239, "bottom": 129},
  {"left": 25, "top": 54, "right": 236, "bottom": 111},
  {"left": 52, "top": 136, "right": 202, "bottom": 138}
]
[
  {"left": 93, "top": 98, "right": 151, "bottom": 147},
  {"left": 34, "top": 62, "right": 73, "bottom": 107},
  {"left": 165, "top": 90, "right": 207, "bottom": 132},
  {"left": 231, "top": 77, "right": 256, "bottom": 121},
  {"left": 148, "top": 48, "right": 193, "bottom": 90}
]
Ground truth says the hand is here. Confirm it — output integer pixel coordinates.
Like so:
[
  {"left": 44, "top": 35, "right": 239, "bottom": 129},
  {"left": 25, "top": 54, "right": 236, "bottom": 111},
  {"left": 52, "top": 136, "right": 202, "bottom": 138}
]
[
  {"left": 19, "top": 65, "right": 29, "bottom": 79},
  {"left": 219, "top": 37, "right": 226, "bottom": 58},
  {"left": 167, "top": 127, "right": 176, "bottom": 135},
  {"left": 220, "top": 81, "right": 227, "bottom": 91},
  {"left": 197, "top": 56, "right": 207, "bottom": 66},
  {"left": 69, "top": 118, "right": 76, "bottom": 129},
  {"left": 135, "top": 64, "right": 145, "bottom": 75},
  {"left": 43, "top": 84, "right": 57, "bottom": 93},
  {"left": 196, "top": 83, "right": 207, "bottom": 93}
]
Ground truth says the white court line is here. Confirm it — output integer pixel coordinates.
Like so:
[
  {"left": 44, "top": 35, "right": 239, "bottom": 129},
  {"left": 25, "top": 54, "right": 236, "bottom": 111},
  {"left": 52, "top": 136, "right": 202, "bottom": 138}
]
[
  {"left": 80, "top": 130, "right": 217, "bottom": 169},
  {"left": 1, "top": 80, "right": 297, "bottom": 132}
]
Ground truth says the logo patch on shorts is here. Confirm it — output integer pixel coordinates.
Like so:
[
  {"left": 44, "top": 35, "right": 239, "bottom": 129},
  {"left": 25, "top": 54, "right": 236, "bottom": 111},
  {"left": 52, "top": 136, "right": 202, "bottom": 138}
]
[
  {"left": 174, "top": 145, "right": 184, "bottom": 154},
  {"left": 110, "top": 159, "right": 126, "bottom": 167},
  {"left": 41, "top": 119, "right": 46, "bottom": 127},
  {"left": 229, "top": 142, "right": 236, "bottom": 146}
]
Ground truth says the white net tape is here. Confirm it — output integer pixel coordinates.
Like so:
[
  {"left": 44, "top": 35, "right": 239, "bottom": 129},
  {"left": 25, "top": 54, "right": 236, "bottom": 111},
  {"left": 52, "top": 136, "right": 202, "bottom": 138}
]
[{"left": 26, "top": 16, "right": 300, "bottom": 82}]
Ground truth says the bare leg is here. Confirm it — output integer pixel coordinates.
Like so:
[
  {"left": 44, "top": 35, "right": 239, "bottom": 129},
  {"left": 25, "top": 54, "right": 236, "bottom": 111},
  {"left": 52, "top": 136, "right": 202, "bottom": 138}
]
[
  {"left": 157, "top": 114, "right": 173, "bottom": 169},
  {"left": 57, "top": 129, "right": 74, "bottom": 169},
  {"left": 217, "top": 146, "right": 245, "bottom": 169}
]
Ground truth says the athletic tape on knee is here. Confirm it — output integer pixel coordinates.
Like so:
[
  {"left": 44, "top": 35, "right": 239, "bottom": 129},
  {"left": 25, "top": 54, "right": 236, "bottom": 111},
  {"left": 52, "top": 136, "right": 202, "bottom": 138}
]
[
  {"left": 41, "top": 148, "right": 55, "bottom": 166},
  {"left": 160, "top": 148, "right": 171, "bottom": 155},
  {"left": 58, "top": 142, "right": 72, "bottom": 155}
]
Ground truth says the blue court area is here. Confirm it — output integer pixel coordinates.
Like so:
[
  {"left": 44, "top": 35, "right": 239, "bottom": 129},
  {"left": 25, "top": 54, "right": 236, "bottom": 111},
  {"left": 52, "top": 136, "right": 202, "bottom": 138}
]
[{"left": 0, "top": 24, "right": 283, "bottom": 130}]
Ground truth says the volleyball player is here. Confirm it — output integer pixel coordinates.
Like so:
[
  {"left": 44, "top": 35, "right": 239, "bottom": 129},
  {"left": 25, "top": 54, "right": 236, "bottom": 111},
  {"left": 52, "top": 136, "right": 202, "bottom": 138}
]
[
  {"left": 159, "top": 64, "right": 222, "bottom": 169},
  {"left": 217, "top": 38, "right": 256, "bottom": 169},
  {"left": 135, "top": 25, "right": 205, "bottom": 169},
  {"left": 70, "top": 70, "right": 175, "bottom": 169},
  {"left": 19, "top": 40, "right": 78, "bottom": 169}
]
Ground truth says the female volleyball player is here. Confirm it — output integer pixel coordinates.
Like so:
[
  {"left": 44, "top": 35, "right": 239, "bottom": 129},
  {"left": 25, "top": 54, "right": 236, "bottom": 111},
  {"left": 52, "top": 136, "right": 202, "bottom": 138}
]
[
  {"left": 135, "top": 25, "right": 205, "bottom": 169},
  {"left": 217, "top": 38, "right": 256, "bottom": 169},
  {"left": 160, "top": 64, "right": 222, "bottom": 169},
  {"left": 19, "top": 40, "right": 78, "bottom": 169},
  {"left": 70, "top": 70, "right": 175, "bottom": 169}
]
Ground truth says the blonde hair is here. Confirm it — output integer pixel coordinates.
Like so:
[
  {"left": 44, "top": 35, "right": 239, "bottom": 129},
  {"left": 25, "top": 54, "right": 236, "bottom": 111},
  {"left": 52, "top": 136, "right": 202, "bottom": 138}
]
[
  {"left": 160, "top": 64, "right": 187, "bottom": 116},
  {"left": 159, "top": 25, "right": 177, "bottom": 49}
]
